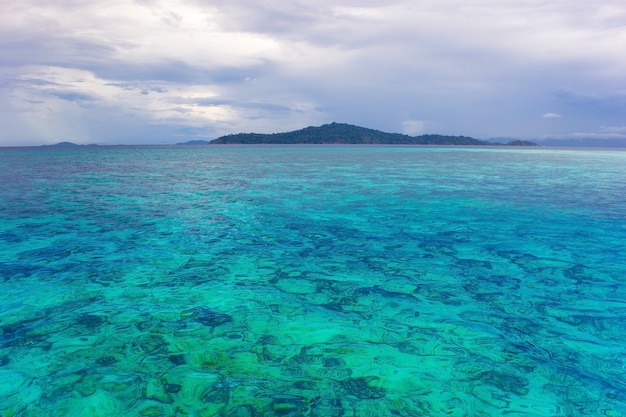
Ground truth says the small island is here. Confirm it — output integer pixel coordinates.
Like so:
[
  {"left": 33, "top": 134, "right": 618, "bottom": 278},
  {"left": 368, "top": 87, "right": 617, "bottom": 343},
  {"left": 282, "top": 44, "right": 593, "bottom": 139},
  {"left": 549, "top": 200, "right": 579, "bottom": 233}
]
[
  {"left": 48, "top": 141, "right": 81, "bottom": 147},
  {"left": 45, "top": 142, "right": 99, "bottom": 147},
  {"left": 207, "top": 123, "right": 538, "bottom": 146}
]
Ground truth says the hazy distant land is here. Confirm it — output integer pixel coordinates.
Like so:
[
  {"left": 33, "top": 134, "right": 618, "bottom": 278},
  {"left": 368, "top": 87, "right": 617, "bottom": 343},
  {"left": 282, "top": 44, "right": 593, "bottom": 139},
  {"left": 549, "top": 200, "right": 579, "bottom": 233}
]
[{"left": 46, "top": 142, "right": 99, "bottom": 147}]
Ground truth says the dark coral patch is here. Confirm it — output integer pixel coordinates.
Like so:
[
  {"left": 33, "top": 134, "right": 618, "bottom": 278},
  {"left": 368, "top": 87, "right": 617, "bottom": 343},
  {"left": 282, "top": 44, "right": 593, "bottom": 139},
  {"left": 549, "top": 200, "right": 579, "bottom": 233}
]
[{"left": 340, "top": 376, "right": 386, "bottom": 399}]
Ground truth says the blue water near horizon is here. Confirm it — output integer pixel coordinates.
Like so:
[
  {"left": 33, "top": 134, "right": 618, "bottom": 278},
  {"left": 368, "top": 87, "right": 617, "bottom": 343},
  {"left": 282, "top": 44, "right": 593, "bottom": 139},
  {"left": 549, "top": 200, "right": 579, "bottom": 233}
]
[{"left": 1, "top": 145, "right": 626, "bottom": 416}]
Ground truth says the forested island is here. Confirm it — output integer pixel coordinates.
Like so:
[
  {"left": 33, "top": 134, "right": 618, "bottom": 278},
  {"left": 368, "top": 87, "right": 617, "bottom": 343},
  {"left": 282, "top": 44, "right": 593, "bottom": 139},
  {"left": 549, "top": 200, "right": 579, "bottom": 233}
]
[{"left": 204, "top": 123, "right": 538, "bottom": 146}]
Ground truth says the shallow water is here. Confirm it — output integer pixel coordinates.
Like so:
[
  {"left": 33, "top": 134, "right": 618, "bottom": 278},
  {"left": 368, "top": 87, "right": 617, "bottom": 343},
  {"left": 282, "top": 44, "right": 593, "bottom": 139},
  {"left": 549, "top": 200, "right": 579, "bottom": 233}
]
[{"left": 1, "top": 146, "right": 625, "bottom": 416}]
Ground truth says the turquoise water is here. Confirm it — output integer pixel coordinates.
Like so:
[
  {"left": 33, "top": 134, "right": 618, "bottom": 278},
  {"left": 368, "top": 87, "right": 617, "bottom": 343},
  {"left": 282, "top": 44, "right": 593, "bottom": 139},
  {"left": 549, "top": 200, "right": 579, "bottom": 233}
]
[{"left": 1, "top": 145, "right": 625, "bottom": 416}]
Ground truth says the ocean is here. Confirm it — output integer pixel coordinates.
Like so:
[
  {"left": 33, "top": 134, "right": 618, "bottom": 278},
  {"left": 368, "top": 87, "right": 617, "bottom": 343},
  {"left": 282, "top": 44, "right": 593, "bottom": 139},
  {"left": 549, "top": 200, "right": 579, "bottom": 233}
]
[{"left": 1, "top": 145, "right": 625, "bottom": 416}]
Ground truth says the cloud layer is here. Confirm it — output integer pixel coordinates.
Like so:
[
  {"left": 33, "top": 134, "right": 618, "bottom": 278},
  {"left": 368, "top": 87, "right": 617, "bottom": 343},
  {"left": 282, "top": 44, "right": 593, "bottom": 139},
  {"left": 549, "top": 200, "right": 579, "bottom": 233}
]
[{"left": 1, "top": 0, "right": 625, "bottom": 145}]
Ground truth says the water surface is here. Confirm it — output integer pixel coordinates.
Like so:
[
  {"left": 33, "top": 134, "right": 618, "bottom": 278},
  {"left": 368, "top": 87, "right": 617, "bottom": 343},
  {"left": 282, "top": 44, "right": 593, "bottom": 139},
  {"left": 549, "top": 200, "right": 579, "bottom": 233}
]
[{"left": 1, "top": 146, "right": 625, "bottom": 416}]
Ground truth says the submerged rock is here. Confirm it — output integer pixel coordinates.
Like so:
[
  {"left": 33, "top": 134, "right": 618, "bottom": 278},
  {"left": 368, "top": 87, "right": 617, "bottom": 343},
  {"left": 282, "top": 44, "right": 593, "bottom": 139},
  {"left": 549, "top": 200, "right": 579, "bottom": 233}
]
[
  {"left": 475, "top": 370, "right": 529, "bottom": 395},
  {"left": 181, "top": 307, "right": 234, "bottom": 328},
  {"left": 340, "top": 376, "right": 387, "bottom": 399},
  {"left": 168, "top": 354, "right": 186, "bottom": 366}
]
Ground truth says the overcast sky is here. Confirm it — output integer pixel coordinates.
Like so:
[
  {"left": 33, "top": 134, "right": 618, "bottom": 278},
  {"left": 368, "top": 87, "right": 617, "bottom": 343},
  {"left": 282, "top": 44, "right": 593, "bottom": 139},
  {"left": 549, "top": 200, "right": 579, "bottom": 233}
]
[{"left": 1, "top": 0, "right": 625, "bottom": 146}]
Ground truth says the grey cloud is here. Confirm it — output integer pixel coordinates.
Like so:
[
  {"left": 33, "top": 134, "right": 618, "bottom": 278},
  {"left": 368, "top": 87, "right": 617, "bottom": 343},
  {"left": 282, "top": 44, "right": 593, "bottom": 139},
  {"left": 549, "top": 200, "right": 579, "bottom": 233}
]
[
  {"left": 15, "top": 78, "right": 61, "bottom": 87},
  {"left": 171, "top": 107, "right": 195, "bottom": 113},
  {"left": 241, "top": 102, "right": 292, "bottom": 112},
  {"left": 168, "top": 96, "right": 230, "bottom": 106},
  {"left": 554, "top": 89, "right": 626, "bottom": 110},
  {"left": 599, "top": 126, "right": 626, "bottom": 134},
  {"left": 199, "top": 0, "right": 330, "bottom": 35},
  {"left": 0, "top": 34, "right": 119, "bottom": 69},
  {"left": 49, "top": 91, "right": 99, "bottom": 102},
  {"left": 91, "top": 59, "right": 274, "bottom": 84},
  {"left": 105, "top": 82, "right": 169, "bottom": 94},
  {"left": 170, "top": 95, "right": 293, "bottom": 114},
  {"left": 193, "top": 98, "right": 291, "bottom": 113},
  {"left": 94, "top": 60, "right": 207, "bottom": 83}
]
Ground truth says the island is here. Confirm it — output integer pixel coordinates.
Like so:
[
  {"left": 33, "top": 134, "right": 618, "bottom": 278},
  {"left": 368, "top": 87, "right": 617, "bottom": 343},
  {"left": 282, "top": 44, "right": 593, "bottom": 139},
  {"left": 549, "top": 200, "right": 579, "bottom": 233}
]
[{"left": 208, "top": 123, "right": 538, "bottom": 146}]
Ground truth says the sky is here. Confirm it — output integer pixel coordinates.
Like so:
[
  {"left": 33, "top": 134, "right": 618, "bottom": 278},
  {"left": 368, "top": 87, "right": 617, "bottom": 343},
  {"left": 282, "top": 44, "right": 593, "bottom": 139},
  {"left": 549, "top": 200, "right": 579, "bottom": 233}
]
[{"left": 1, "top": 0, "right": 625, "bottom": 146}]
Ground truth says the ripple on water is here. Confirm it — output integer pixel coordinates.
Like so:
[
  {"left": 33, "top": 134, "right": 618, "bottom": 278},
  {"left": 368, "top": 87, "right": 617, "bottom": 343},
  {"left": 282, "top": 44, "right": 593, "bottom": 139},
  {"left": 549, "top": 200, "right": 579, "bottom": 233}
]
[{"left": 2, "top": 146, "right": 626, "bottom": 416}]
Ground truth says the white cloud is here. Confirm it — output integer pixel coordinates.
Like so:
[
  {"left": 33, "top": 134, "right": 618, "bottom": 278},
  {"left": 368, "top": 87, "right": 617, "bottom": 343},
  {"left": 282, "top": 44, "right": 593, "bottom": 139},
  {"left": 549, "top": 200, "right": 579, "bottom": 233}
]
[
  {"left": 542, "top": 113, "right": 562, "bottom": 118},
  {"left": 570, "top": 131, "right": 626, "bottom": 139},
  {"left": 401, "top": 120, "right": 426, "bottom": 136},
  {"left": 599, "top": 126, "right": 626, "bottom": 133}
]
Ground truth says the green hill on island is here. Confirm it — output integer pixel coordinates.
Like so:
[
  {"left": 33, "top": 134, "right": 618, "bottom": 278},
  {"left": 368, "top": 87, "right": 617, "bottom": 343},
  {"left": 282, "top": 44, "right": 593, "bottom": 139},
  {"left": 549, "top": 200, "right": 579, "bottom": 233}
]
[{"left": 209, "top": 123, "right": 538, "bottom": 146}]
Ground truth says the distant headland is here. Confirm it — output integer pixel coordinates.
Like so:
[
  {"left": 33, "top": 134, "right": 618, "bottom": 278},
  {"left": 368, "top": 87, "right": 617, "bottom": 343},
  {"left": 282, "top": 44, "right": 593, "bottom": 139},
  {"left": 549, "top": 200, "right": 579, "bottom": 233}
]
[
  {"left": 47, "top": 141, "right": 82, "bottom": 147},
  {"left": 178, "top": 123, "right": 539, "bottom": 146},
  {"left": 45, "top": 142, "right": 99, "bottom": 147}
]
